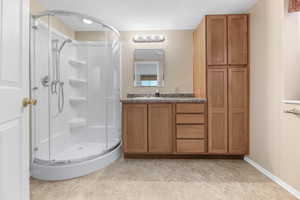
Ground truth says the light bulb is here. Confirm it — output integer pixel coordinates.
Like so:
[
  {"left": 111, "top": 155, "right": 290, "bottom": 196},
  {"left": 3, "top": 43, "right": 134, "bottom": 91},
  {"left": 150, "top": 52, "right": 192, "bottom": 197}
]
[{"left": 82, "top": 18, "right": 93, "bottom": 24}]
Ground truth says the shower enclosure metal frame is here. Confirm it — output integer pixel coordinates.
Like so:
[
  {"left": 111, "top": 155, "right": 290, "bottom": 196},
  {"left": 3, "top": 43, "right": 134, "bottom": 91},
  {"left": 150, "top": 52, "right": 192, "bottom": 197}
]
[
  {"left": 32, "top": 10, "right": 120, "bottom": 37},
  {"left": 30, "top": 10, "right": 121, "bottom": 180}
]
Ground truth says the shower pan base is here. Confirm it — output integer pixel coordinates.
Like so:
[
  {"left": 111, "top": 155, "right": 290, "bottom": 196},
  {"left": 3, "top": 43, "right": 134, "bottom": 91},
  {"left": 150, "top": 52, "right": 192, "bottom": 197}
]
[{"left": 31, "top": 143, "right": 121, "bottom": 181}]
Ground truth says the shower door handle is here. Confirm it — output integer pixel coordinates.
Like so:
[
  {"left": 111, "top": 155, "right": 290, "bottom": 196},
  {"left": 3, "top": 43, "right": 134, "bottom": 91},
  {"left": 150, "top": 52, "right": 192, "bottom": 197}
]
[{"left": 22, "top": 98, "right": 37, "bottom": 107}]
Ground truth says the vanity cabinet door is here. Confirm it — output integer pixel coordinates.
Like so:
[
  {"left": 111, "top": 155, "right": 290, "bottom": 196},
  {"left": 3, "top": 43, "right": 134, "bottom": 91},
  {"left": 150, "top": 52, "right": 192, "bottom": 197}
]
[
  {"left": 148, "top": 104, "right": 173, "bottom": 153},
  {"left": 207, "top": 68, "right": 228, "bottom": 153},
  {"left": 206, "top": 15, "right": 227, "bottom": 66},
  {"left": 123, "top": 104, "right": 148, "bottom": 153}
]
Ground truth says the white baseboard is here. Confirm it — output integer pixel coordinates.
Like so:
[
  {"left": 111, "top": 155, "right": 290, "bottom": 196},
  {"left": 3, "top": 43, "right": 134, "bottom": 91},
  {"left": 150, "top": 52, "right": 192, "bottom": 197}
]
[{"left": 244, "top": 156, "right": 300, "bottom": 199}]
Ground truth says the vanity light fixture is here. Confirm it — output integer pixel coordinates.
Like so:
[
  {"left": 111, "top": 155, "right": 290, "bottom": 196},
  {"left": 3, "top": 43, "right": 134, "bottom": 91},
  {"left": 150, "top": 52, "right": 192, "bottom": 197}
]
[
  {"left": 133, "top": 34, "right": 165, "bottom": 43},
  {"left": 82, "top": 18, "right": 93, "bottom": 24}
]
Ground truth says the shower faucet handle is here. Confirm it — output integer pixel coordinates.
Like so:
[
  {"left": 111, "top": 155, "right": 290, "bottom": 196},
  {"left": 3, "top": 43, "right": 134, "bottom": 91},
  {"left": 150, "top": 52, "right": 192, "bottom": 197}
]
[
  {"left": 41, "top": 75, "right": 49, "bottom": 87},
  {"left": 51, "top": 81, "right": 58, "bottom": 94}
]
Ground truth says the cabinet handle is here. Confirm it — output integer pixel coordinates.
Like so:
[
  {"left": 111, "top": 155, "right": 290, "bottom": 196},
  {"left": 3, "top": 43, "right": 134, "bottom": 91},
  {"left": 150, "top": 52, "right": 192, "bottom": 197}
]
[{"left": 284, "top": 108, "right": 300, "bottom": 115}]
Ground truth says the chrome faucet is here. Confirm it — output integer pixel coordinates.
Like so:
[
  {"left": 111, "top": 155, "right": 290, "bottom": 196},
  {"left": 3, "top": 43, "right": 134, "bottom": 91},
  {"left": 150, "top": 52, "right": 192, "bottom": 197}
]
[{"left": 154, "top": 89, "right": 160, "bottom": 97}]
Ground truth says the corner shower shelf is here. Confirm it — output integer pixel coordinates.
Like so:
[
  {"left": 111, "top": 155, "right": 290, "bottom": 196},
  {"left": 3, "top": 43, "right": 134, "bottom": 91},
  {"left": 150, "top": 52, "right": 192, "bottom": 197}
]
[
  {"left": 69, "top": 118, "right": 87, "bottom": 128},
  {"left": 69, "top": 97, "right": 87, "bottom": 104},
  {"left": 69, "top": 78, "right": 87, "bottom": 86},
  {"left": 69, "top": 59, "right": 87, "bottom": 68}
]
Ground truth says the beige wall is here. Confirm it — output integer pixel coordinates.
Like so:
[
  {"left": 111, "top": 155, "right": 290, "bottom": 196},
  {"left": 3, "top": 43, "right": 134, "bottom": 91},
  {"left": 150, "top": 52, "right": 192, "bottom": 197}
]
[
  {"left": 249, "top": 0, "right": 300, "bottom": 192},
  {"left": 283, "top": 4, "right": 300, "bottom": 100},
  {"left": 75, "top": 31, "right": 106, "bottom": 41},
  {"left": 120, "top": 30, "right": 193, "bottom": 98},
  {"left": 30, "top": 0, "right": 75, "bottom": 39}
]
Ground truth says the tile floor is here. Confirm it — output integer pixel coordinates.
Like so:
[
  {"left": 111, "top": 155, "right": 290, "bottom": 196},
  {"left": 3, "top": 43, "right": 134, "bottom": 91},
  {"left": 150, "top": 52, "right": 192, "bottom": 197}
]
[{"left": 30, "top": 158, "right": 296, "bottom": 200}]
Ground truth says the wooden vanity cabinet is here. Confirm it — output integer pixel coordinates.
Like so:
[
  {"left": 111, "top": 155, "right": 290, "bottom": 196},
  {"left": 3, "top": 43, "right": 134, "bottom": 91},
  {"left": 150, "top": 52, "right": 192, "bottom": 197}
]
[
  {"left": 123, "top": 103, "right": 174, "bottom": 154},
  {"left": 148, "top": 104, "right": 173, "bottom": 153},
  {"left": 175, "top": 103, "right": 207, "bottom": 154},
  {"left": 123, "top": 104, "right": 148, "bottom": 153},
  {"left": 122, "top": 102, "right": 207, "bottom": 156}
]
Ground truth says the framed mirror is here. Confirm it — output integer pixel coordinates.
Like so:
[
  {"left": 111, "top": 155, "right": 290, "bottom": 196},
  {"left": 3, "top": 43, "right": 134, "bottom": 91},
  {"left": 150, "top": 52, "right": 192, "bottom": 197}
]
[{"left": 133, "top": 49, "right": 165, "bottom": 87}]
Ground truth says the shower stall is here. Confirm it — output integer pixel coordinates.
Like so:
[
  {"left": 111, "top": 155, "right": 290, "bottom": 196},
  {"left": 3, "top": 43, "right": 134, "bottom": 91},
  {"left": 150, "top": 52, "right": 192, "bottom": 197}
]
[{"left": 30, "top": 10, "right": 121, "bottom": 180}]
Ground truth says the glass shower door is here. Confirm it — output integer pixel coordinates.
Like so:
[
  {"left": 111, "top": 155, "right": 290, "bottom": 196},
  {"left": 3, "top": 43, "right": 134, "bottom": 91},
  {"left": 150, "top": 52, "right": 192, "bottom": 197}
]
[
  {"left": 103, "top": 31, "right": 121, "bottom": 151},
  {"left": 31, "top": 15, "right": 53, "bottom": 163}
]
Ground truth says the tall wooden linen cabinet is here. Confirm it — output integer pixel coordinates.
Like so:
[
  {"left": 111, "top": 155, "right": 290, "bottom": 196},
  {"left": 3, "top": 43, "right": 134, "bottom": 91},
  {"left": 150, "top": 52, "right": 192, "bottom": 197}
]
[{"left": 193, "top": 14, "right": 249, "bottom": 155}]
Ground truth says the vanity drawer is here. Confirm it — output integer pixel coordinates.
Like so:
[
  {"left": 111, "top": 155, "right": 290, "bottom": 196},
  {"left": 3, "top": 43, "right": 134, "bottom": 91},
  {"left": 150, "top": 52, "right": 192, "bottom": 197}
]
[
  {"left": 176, "top": 103, "right": 205, "bottom": 113},
  {"left": 177, "top": 125, "right": 206, "bottom": 139},
  {"left": 176, "top": 139, "right": 206, "bottom": 153},
  {"left": 176, "top": 114, "right": 204, "bottom": 124}
]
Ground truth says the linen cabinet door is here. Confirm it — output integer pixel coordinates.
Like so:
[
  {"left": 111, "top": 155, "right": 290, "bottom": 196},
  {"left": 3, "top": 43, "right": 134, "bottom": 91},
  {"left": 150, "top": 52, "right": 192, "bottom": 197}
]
[
  {"left": 207, "top": 68, "right": 228, "bottom": 153},
  {"left": 228, "top": 68, "right": 248, "bottom": 154},
  {"left": 123, "top": 104, "right": 148, "bottom": 153},
  {"left": 206, "top": 15, "right": 227, "bottom": 66},
  {"left": 148, "top": 104, "right": 173, "bottom": 153},
  {"left": 228, "top": 15, "right": 248, "bottom": 65}
]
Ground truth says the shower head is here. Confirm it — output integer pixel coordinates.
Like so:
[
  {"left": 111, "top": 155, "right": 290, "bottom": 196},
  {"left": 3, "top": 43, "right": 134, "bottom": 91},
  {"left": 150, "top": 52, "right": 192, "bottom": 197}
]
[{"left": 58, "top": 39, "right": 72, "bottom": 53}]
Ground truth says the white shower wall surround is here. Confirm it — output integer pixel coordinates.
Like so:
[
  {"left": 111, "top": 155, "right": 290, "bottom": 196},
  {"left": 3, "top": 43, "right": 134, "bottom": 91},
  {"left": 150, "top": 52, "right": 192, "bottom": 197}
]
[{"left": 31, "top": 14, "right": 121, "bottom": 180}]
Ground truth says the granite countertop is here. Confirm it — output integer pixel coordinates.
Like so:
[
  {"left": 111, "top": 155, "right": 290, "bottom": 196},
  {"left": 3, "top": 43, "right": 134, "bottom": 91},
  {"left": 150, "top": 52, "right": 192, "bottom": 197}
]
[{"left": 121, "top": 93, "right": 207, "bottom": 103}]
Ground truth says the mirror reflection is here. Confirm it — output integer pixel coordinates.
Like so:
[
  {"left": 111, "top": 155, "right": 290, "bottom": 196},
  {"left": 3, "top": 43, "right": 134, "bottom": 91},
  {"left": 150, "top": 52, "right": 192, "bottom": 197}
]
[{"left": 134, "top": 49, "right": 165, "bottom": 87}]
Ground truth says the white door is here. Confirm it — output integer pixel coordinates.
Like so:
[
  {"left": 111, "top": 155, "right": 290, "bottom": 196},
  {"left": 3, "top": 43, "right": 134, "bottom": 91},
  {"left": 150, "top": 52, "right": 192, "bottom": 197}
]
[{"left": 0, "top": 0, "right": 30, "bottom": 200}]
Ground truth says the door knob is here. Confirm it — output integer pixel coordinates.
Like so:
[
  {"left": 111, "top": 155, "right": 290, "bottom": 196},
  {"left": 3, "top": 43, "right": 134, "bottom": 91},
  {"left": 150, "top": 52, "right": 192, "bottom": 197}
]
[{"left": 22, "top": 98, "right": 37, "bottom": 107}]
